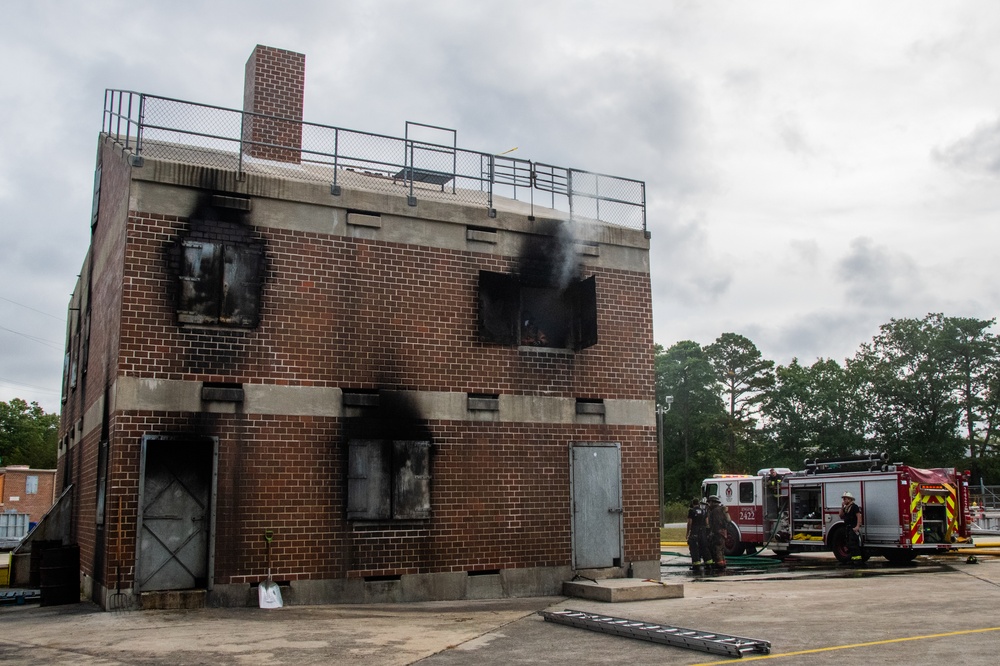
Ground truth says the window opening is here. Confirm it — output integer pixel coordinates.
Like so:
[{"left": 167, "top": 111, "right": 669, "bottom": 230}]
[
  {"left": 26, "top": 475, "right": 39, "bottom": 495},
  {"left": 478, "top": 270, "right": 598, "bottom": 350}
]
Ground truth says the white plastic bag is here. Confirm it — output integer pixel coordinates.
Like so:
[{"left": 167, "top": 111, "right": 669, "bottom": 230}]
[{"left": 258, "top": 581, "right": 283, "bottom": 609}]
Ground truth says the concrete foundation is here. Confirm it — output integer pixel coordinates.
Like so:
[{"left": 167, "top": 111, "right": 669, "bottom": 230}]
[{"left": 204, "top": 564, "right": 578, "bottom": 608}]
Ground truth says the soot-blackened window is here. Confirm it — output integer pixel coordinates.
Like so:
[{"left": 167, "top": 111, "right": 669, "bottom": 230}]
[
  {"left": 179, "top": 240, "right": 263, "bottom": 327},
  {"left": 347, "top": 440, "right": 431, "bottom": 520},
  {"left": 478, "top": 270, "right": 598, "bottom": 350}
]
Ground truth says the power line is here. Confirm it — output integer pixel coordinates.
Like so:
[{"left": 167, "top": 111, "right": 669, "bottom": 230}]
[
  {"left": 0, "top": 325, "right": 64, "bottom": 351},
  {"left": 0, "top": 295, "right": 64, "bottom": 321},
  {"left": 0, "top": 376, "right": 61, "bottom": 394}
]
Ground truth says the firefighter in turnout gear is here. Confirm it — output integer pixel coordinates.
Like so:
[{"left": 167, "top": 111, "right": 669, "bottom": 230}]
[
  {"left": 766, "top": 469, "right": 781, "bottom": 497},
  {"left": 707, "top": 495, "right": 732, "bottom": 569},
  {"left": 686, "top": 498, "right": 709, "bottom": 569},
  {"left": 840, "top": 491, "right": 863, "bottom": 565}
]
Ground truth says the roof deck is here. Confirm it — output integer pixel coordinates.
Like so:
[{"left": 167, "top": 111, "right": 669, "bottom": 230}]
[{"left": 103, "top": 90, "right": 646, "bottom": 231}]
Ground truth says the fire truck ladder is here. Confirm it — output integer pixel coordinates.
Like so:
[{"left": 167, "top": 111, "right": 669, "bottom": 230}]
[{"left": 539, "top": 609, "right": 771, "bottom": 658}]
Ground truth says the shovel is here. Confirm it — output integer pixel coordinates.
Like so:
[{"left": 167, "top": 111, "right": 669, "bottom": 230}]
[{"left": 258, "top": 530, "right": 283, "bottom": 609}]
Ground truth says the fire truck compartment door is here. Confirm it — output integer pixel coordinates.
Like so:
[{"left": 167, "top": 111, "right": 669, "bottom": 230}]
[
  {"left": 824, "top": 482, "right": 861, "bottom": 511},
  {"left": 858, "top": 478, "right": 902, "bottom": 543},
  {"left": 824, "top": 478, "right": 899, "bottom": 543}
]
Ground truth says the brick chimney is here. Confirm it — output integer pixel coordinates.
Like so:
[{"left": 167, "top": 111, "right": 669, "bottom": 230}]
[{"left": 242, "top": 45, "right": 306, "bottom": 164}]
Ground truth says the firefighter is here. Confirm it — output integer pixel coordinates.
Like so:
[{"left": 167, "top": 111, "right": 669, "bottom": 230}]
[
  {"left": 840, "top": 491, "right": 863, "bottom": 565},
  {"left": 707, "top": 495, "right": 732, "bottom": 569},
  {"left": 766, "top": 469, "right": 781, "bottom": 497},
  {"left": 686, "top": 498, "right": 709, "bottom": 569}
]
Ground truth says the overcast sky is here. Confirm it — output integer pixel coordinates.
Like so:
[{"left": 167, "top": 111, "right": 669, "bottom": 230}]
[{"left": 3, "top": 1, "right": 1000, "bottom": 414}]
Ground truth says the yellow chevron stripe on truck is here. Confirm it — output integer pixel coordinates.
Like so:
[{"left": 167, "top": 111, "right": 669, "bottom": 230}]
[{"left": 909, "top": 483, "right": 923, "bottom": 544}]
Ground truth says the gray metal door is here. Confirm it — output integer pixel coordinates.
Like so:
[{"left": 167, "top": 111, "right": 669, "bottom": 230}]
[
  {"left": 571, "top": 443, "right": 623, "bottom": 569},
  {"left": 136, "top": 436, "right": 216, "bottom": 592}
]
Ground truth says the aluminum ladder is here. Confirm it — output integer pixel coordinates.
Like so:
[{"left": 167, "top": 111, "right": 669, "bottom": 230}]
[{"left": 539, "top": 609, "right": 771, "bottom": 658}]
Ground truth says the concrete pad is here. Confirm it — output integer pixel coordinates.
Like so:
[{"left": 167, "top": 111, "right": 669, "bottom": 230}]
[
  {"left": 3, "top": 559, "right": 1000, "bottom": 665},
  {"left": 562, "top": 578, "right": 684, "bottom": 602}
]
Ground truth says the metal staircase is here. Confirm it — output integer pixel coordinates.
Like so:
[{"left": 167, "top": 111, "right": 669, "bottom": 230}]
[{"left": 539, "top": 609, "right": 771, "bottom": 658}]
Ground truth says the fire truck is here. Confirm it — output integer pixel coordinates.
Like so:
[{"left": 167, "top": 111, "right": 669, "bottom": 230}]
[{"left": 701, "top": 455, "right": 975, "bottom": 563}]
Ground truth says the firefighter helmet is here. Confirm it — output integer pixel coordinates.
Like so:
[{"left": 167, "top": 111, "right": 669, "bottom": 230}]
[
  {"left": 708, "top": 495, "right": 721, "bottom": 503},
  {"left": 842, "top": 491, "right": 855, "bottom": 500}
]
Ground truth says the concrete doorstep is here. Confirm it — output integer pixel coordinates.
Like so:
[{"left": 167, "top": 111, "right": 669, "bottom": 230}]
[{"left": 562, "top": 577, "right": 684, "bottom": 602}]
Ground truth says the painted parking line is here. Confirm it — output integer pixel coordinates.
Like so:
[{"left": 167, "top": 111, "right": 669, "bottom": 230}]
[{"left": 690, "top": 626, "right": 1000, "bottom": 665}]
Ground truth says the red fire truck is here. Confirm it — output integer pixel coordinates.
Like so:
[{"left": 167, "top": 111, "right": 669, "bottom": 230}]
[{"left": 701, "top": 455, "right": 975, "bottom": 563}]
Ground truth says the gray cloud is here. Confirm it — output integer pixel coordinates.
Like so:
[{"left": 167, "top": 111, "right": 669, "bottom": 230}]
[
  {"left": 775, "top": 113, "right": 816, "bottom": 158},
  {"left": 934, "top": 116, "right": 1000, "bottom": 177},
  {"left": 765, "top": 311, "right": 883, "bottom": 366},
  {"left": 835, "top": 237, "right": 924, "bottom": 309},
  {"left": 788, "top": 239, "right": 821, "bottom": 268}
]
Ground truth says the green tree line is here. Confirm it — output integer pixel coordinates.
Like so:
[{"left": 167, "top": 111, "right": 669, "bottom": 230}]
[
  {"left": 0, "top": 398, "right": 58, "bottom": 469},
  {"left": 657, "top": 313, "right": 1000, "bottom": 501}
]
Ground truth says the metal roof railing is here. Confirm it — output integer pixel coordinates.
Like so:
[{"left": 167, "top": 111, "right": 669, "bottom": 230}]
[{"left": 102, "top": 89, "right": 646, "bottom": 231}]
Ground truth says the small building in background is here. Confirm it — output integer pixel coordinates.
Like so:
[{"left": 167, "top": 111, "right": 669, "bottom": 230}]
[
  {"left": 1, "top": 466, "right": 57, "bottom": 548},
  {"left": 51, "top": 45, "right": 657, "bottom": 610}
]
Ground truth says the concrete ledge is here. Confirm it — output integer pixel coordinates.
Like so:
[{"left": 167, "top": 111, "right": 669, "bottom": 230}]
[
  {"left": 140, "top": 589, "right": 207, "bottom": 610},
  {"left": 562, "top": 578, "right": 684, "bottom": 602},
  {"left": 347, "top": 212, "right": 382, "bottom": 228},
  {"left": 466, "top": 573, "right": 504, "bottom": 599},
  {"left": 402, "top": 571, "right": 467, "bottom": 601},
  {"left": 208, "top": 583, "right": 254, "bottom": 608}
]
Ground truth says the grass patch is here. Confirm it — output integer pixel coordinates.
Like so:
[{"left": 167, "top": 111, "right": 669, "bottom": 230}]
[{"left": 660, "top": 526, "right": 686, "bottom": 542}]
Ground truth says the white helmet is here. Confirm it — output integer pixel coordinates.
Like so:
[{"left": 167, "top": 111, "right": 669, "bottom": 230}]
[{"left": 842, "top": 491, "right": 855, "bottom": 500}]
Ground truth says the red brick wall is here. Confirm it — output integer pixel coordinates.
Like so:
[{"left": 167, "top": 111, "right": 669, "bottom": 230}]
[
  {"left": 58, "top": 139, "right": 132, "bottom": 580},
  {"left": 60, "top": 141, "right": 131, "bottom": 440},
  {"left": 70, "top": 174, "right": 657, "bottom": 590},
  {"left": 0, "top": 469, "right": 56, "bottom": 522},
  {"left": 105, "top": 413, "right": 656, "bottom": 587},
  {"left": 118, "top": 214, "right": 654, "bottom": 400},
  {"left": 99, "top": 206, "right": 657, "bottom": 583},
  {"left": 242, "top": 45, "right": 305, "bottom": 163}
]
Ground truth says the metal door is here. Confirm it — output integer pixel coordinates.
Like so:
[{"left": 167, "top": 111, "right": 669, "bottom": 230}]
[
  {"left": 136, "top": 435, "right": 216, "bottom": 592},
  {"left": 571, "top": 443, "right": 623, "bottom": 569}
]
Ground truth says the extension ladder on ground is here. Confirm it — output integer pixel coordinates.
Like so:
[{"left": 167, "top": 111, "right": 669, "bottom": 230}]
[{"left": 539, "top": 609, "right": 771, "bottom": 658}]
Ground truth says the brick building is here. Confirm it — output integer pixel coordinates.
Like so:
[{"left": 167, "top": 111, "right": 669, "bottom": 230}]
[
  {"left": 1, "top": 466, "right": 57, "bottom": 550},
  {"left": 54, "top": 45, "right": 657, "bottom": 609},
  {"left": 1, "top": 466, "right": 57, "bottom": 524}
]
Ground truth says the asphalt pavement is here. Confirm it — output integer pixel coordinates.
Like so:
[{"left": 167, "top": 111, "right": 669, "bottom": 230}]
[{"left": 2, "top": 550, "right": 999, "bottom": 665}]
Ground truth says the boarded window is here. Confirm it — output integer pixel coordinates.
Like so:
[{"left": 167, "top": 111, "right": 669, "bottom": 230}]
[
  {"left": 179, "top": 240, "right": 262, "bottom": 327},
  {"left": 347, "top": 439, "right": 431, "bottom": 520},
  {"left": 26, "top": 475, "right": 39, "bottom": 494},
  {"left": 478, "top": 270, "right": 598, "bottom": 350}
]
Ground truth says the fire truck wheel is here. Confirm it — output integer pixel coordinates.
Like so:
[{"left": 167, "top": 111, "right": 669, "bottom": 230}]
[
  {"left": 724, "top": 523, "right": 744, "bottom": 557},
  {"left": 828, "top": 526, "right": 851, "bottom": 563}
]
